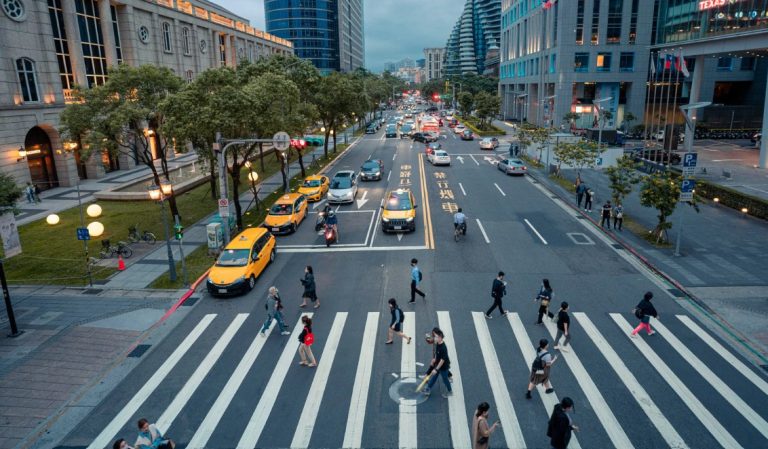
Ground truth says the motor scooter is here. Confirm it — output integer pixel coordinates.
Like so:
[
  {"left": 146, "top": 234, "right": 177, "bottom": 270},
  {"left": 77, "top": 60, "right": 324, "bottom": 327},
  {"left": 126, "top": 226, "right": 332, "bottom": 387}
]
[
  {"left": 324, "top": 223, "right": 337, "bottom": 247},
  {"left": 315, "top": 211, "right": 327, "bottom": 232}
]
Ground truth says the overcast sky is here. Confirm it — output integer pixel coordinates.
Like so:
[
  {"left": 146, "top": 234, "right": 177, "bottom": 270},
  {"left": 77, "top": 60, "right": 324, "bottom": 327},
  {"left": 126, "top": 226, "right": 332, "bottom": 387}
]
[{"left": 213, "top": 0, "right": 466, "bottom": 72}]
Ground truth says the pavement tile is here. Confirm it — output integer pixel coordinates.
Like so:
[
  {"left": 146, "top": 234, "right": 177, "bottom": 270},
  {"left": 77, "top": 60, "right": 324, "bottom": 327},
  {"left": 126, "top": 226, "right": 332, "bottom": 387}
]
[
  {"left": 0, "top": 407, "right": 50, "bottom": 419},
  {"left": 0, "top": 387, "right": 72, "bottom": 401},
  {"left": 0, "top": 415, "right": 43, "bottom": 428},
  {"left": 0, "top": 437, "right": 22, "bottom": 449},
  {"left": 0, "top": 396, "right": 57, "bottom": 410}
]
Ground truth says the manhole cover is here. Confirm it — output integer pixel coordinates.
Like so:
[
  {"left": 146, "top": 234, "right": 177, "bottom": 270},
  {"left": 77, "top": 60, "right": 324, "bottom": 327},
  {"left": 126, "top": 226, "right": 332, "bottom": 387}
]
[{"left": 388, "top": 377, "right": 430, "bottom": 405}]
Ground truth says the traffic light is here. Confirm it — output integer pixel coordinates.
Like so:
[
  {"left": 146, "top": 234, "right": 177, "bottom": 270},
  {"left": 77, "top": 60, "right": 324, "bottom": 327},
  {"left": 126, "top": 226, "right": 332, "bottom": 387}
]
[
  {"left": 433, "top": 93, "right": 440, "bottom": 101},
  {"left": 174, "top": 224, "right": 183, "bottom": 240}
]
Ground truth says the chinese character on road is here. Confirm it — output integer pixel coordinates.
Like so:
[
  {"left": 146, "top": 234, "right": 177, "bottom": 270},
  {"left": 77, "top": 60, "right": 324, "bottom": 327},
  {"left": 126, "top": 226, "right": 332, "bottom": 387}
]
[
  {"left": 439, "top": 189, "right": 454, "bottom": 200},
  {"left": 441, "top": 202, "right": 459, "bottom": 213}
]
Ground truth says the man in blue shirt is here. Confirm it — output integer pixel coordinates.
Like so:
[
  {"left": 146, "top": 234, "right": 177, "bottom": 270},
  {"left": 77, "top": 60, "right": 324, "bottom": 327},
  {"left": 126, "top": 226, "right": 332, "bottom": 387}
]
[{"left": 409, "top": 258, "right": 425, "bottom": 303}]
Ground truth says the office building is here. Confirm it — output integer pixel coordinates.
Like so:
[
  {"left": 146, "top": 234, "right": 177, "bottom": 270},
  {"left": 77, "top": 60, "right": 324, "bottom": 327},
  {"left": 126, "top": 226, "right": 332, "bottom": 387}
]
[
  {"left": 423, "top": 47, "right": 446, "bottom": 81},
  {"left": 264, "top": 0, "right": 364, "bottom": 74},
  {"left": 444, "top": 0, "right": 501, "bottom": 76},
  {"left": 1, "top": 0, "right": 292, "bottom": 188}
]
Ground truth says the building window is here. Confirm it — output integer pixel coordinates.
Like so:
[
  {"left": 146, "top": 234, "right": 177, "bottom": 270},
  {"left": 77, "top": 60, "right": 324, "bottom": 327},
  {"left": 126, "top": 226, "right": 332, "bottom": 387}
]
[
  {"left": 596, "top": 53, "right": 611, "bottom": 71},
  {"left": 200, "top": 39, "right": 207, "bottom": 53},
  {"left": 110, "top": 5, "right": 122, "bottom": 64},
  {"left": 574, "top": 52, "right": 589, "bottom": 72},
  {"left": 219, "top": 34, "right": 227, "bottom": 66},
  {"left": 606, "top": 0, "right": 622, "bottom": 44},
  {"left": 591, "top": 0, "right": 600, "bottom": 45},
  {"left": 629, "top": 0, "right": 639, "bottom": 44},
  {"left": 182, "top": 27, "right": 191, "bottom": 55},
  {"left": 740, "top": 57, "right": 755, "bottom": 71},
  {"left": 575, "top": 0, "right": 585, "bottom": 45},
  {"left": 619, "top": 52, "right": 634, "bottom": 72},
  {"left": 138, "top": 25, "right": 149, "bottom": 43},
  {"left": 550, "top": 54, "right": 556, "bottom": 73},
  {"left": 2, "top": 0, "right": 26, "bottom": 22},
  {"left": 162, "top": 22, "right": 172, "bottom": 53},
  {"left": 47, "top": 0, "right": 74, "bottom": 91},
  {"left": 16, "top": 58, "right": 40, "bottom": 102},
  {"left": 185, "top": 70, "right": 193, "bottom": 83},
  {"left": 717, "top": 57, "right": 732, "bottom": 72},
  {"left": 75, "top": 0, "right": 108, "bottom": 87}
]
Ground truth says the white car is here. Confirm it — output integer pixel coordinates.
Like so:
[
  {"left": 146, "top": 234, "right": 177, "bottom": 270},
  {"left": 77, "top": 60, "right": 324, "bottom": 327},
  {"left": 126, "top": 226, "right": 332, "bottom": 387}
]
[
  {"left": 453, "top": 125, "right": 466, "bottom": 134},
  {"left": 327, "top": 170, "right": 358, "bottom": 204},
  {"left": 428, "top": 150, "right": 451, "bottom": 166},
  {"left": 479, "top": 137, "right": 500, "bottom": 150}
]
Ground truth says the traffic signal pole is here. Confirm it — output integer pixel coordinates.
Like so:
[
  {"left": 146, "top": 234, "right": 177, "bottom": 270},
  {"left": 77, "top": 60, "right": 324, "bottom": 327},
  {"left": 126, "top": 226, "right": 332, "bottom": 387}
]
[{"left": 175, "top": 215, "right": 188, "bottom": 287}]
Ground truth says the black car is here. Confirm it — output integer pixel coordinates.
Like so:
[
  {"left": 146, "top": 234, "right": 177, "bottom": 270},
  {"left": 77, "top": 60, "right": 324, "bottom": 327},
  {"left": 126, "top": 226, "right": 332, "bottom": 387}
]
[
  {"left": 365, "top": 125, "right": 377, "bottom": 134},
  {"left": 360, "top": 159, "right": 384, "bottom": 181},
  {"left": 411, "top": 132, "right": 437, "bottom": 143},
  {"left": 633, "top": 149, "right": 682, "bottom": 165}
]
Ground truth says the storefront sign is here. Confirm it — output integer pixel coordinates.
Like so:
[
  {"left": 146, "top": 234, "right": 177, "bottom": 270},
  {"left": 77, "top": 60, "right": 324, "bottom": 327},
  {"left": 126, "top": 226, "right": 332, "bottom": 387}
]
[{"left": 698, "top": 0, "right": 740, "bottom": 11}]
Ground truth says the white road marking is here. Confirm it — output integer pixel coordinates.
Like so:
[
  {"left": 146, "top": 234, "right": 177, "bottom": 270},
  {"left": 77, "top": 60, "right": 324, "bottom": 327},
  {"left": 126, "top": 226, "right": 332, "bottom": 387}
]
[
  {"left": 369, "top": 199, "right": 385, "bottom": 247},
  {"left": 387, "top": 170, "right": 392, "bottom": 182},
  {"left": 574, "top": 313, "right": 688, "bottom": 449},
  {"left": 157, "top": 314, "right": 248, "bottom": 433},
  {"left": 471, "top": 312, "right": 526, "bottom": 449},
  {"left": 609, "top": 314, "right": 742, "bottom": 449},
  {"left": 237, "top": 314, "right": 314, "bottom": 449},
  {"left": 187, "top": 317, "right": 275, "bottom": 449},
  {"left": 356, "top": 190, "right": 370, "bottom": 208},
  {"left": 711, "top": 159, "right": 742, "bottom": 162},
  {"left": 362, "top": 207, "right": 377, "bottom": 247},
  {"left": 397, "top": 233, "right": 403, "bottom": 242},
  {"left": 469, "top": 154, "right": 479, "bottom": 165},
  {"left": 335, "top": 205, "right": 341, "bottom": 213},
  {"left": 291, "top": 313, "right": 348, "bottom": 448},
  {"left": 475, "top": 218, "right": 490, "bottom": 244},
  {"left": 86, "top": 314, "right": 217, "bottom": 449},
  {"left": 650, "top": 319, "right": 768, "bottom": 440},
  {"left": 458, "top": 182, "right": 466, "bottom": 196},
  {"left": 566, "top": 232, "right": 595, "bottom": 245},
  {"left": 543, "top": 320, "right": 633, "bottom": 449},
  {"left": 278, "top": 245, "right": 429, "bottom": 253},
  {"left": 393, "top": 153, "right": 397, "bottom": 161},
  {"left": 436, "top": 312, "right": 472, "bottom": 449},
  {"left": 312, "top": 199, "right": 326, "bottom": 210},
  {"left": 400, "top": 311, "right": 417, "bottom": 449},
  {"left": 507, "top": 314, "right": 582, "bottom": 449},
  {"left": 456, "top": 155, "right": 465, "bottom": 164},
  {"left": 524, "top": 219, "right": 548, "bottom": 245},
  {"left": 494, "top": 183, "right": 506, "bottom": 196},
  {"left": 676, "top": 315, "right": 768, "bottom": 396}
]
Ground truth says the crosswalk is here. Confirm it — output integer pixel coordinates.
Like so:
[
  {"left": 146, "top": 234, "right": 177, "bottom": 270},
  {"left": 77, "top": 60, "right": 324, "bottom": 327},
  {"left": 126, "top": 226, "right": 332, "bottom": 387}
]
[{"left": 81, "top": 310, "right": 768, "bottom": 449}]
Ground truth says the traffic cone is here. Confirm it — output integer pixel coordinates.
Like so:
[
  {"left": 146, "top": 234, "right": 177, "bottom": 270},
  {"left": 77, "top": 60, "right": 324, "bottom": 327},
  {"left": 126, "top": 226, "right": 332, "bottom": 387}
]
[{"left": 118, "top": 255, "right": 126, "bottom": 271}]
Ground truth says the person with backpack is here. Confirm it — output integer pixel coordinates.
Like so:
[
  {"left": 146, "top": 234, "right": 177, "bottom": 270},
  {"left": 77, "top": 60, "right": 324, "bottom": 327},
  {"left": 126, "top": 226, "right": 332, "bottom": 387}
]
[
  {"left": 583, "top": 188, "right": 593, "bottom": 212},
  {"left": 260, "top": 286, "right": 290, "bottom": 336},
  {"left": 526, "top": 338, "right": 557, "bottom": 399},
  {"left": 299, "top": 265, "right": 318, "bottom": 308},
  {"left": 409, "top": 258, "right": 425, "bottom": 303},
  {"left": 547, "top": 397, "right": 578, "bottom": 449},
  {"left": 385, "top": 298, "right": 411, "bottom": 345},
  {"left": 484, "top": 271, "right": 508, "bottom": 319},
  {"left": 534, "top": 279, "right": 555, "bottom": 324},
  {"left": 631, "top": 291, "right": 659, "bottom": 337},
  {"left": 423, "top": 328, "right": 452, "bottom": 398},
  {"left": 297, "top": 315, "right": 317, "bottom": 367},
  {"left": 613, "top": 203, "right": 624, "bottom": 231},
  {"left": 553, "top": 301, "right": 571, "bottom": 352},
  {"left": 600, "top": 200, "right": 612, "bottom": 228}
]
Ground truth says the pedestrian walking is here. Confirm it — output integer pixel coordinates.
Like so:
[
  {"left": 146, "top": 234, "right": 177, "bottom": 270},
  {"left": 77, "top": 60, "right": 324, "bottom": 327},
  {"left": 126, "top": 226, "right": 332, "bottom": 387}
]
[
  {"left": 472, "top": 402, "right": 500, "bottom": 449},
  {"left": 135, "top": 418, "right": 175, "bottom": 449},
  {"left": 575, "top": 182, "right": 586, "bottom": 208},
  {"left": 24, "top": 182, "right": 35, "bottom": 204},
  {"left": 534, "top": 279, "right": 554, "bottom": 324},
  {"left": 423, "top": 328, "right": 452, "bottom": 398},
  {"left": 409, "top": 258, "right": 425, "bottom": 303},
  {"left": 600, "top": 200, "right": 612, "bottom": 228},
  {"left": 424, "top": 327, "right": 453, "bottom": 381},
  {"left": 385, "top": 298, "right": 411, "bottom": 345},
  {"left": 484, "top": 271, "right": 508, "bottom": 319},
  {"left": 553, "top": 302, "right": 571, "bottom": 352},
  {"left": 631, "top": 292, "right": 659, "bottom": 337},
  {"left": 299, "top": 265, "right": 318, "bottom": 308},
  {"left": 112, "top": 439, "right": 134, "bottom": 449},
  {"left": 583, "top": 188, "right": 593, "bottom": 212},
  {"left": 547, "top": 397, "right": 578, "bottom": 449},
  {"left": 526, "top": 338, "right": 558, "bottom": 399},
  {"left": 260, "top": 287, "right": 290, "bottom": 336},
  {"left": 297, "top": 315, "right": 317, "bottom": 367},
  {"left": 613, "top": 203, "right": 624, "bottom": 231},
  {"left": 33, "top": 184, "right": 41, "bottom": 202}
]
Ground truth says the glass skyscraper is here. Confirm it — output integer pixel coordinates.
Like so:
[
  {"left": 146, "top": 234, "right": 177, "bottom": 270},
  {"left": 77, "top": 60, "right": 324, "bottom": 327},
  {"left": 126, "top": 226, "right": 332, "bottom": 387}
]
[{"left": 444, "top": 0, "right": 501, "bottom": 76}]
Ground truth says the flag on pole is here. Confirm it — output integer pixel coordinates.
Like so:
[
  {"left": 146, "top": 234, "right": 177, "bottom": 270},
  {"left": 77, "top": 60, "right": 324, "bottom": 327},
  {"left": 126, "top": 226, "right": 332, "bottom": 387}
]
[
  {"left": 650, "top": 52, "right": 656, "bottom": 77},
  {"left": 664, "top": 54, "right": 673, "bottom": 70},
  {"left": 680, "top": 50, "right": 690, "bottom": 78}
]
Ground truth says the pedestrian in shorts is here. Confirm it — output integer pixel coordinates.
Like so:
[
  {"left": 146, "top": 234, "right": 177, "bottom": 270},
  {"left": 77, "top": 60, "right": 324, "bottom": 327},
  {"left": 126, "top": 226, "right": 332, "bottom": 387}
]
[
  {"left": 484, "top": 271, "right": 508, "bottom": 319},
  {"left": 535, "top": 279, "right": 555, "bottom": 324},
  {"left": 299, "top": 265, "right": 318, "bottom": 308},
  {"left": 553, "top": 301, "right": 571, "bottom": 352},
  {"left": 385, "top": 298, "right": 411, "bottom": 344},
  {"left": 526, "top": 338, "right": 558, "bottom": 399}
]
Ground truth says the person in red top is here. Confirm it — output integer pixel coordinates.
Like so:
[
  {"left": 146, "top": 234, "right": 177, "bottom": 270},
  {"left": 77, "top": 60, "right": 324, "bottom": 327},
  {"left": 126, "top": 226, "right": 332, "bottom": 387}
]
[{"left": 297, "top": 315, "right": 317, "bottom": 367}]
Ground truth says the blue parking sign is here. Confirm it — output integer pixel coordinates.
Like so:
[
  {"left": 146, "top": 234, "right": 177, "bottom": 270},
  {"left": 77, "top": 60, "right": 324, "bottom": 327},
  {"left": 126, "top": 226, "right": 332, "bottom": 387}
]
[
  {"left": 76, "top": 227, "right": 90, "bottom": 241},
  {"left": 680, "top": 179, "right": 695, "bottom": 201},
  {"left": 683, "top": 152, "right": 698, "bottom": 168}
]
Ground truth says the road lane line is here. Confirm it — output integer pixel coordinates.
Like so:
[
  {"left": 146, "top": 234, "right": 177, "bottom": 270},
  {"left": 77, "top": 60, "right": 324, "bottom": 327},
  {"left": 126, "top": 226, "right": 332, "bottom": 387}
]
[
  {"left": 469, "top": 154, "right": 479, "bottom": 165},
  {"left": 475, "top": 219, "right": 490, "bottom": 244},
  {"left": 507, "top": 314, "right": 582, "bottom": 449},
  {"left": 437, "top": 312, "right": 472, "bottom": 449},
  {"left": 524, "top": 219, "right": 548, "bottom": 245},
  {"left": 157, "top": 313, "right": 248, "bottom": 432},
  {"left": 369, "top": 199, "right": 385, "bottom": 247},
  {"left": 363, "top": 206, "right": 376, "bottom": 247},
  {"left": 187, "top": 317, "right": 275, "bottom": 449},
  {"left": 471, "top": 312, "right": 526, "bottom": 449},
  {"left": 650, "top": 319, "right": 768, "bottom": 439},
  {"left": 312, "top": 199, "right": 326, "bottom": 210},
  {"left": 494, "top": 183, "right": 506, "bottom": 196},
  {"left": 86, "top": 314, "right": 217, "bottom": 449},
  {"left": 400, "top": 311, "right": 417, "bottom": 449},
  {"left": 676, "top": 315, "right": 768, "bottom": 395},
  {"left": 387, "top": 170, "right": 391, "bottom": 182},
  {"left": 459, "top": 182, "right": 466, "bottom": 196},
  {"left": 237, "top": 313, "right": 314, "bottom": 449},
  {"left": 291, "top": 312, "right": 348, "bottom": 448},
  {"left": 418, "top": 153, "right": 434, "bottom": 249},
  {"left": 393, "top": 153, "right": 397, "bottom": 161},
  {"left": 543, "top": 320, "right": 633, "bottom": 449},
  {"left": 609, "top": 314, "right": 742, "bottom": 449},
  {"left": 342, "top": 312, "right": 380, "bottom": 449}
]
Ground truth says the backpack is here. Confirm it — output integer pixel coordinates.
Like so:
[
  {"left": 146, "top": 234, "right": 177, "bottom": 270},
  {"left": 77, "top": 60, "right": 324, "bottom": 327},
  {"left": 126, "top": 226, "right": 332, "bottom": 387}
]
[
  {"left": 634, "top": 307, "right": 644, "bottom": 320},
  {"left": 418, "top": 270, "right": 423, "bottom": 282},
  {"left": 304, "top": 330, "right": 314, "bottom": 346},
  {"left": 532, "top": 351, "right": 549, "bottom": 373}
]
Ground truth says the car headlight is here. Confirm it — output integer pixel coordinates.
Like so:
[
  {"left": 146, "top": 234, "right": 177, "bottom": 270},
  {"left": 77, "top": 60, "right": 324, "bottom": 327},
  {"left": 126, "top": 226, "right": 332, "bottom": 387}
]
[
  {"left": 405, "top": 217, "right": 414, "bottom": 222},
  {"left": 237, "top": 276, "right": 246, "bottom": 283},
  {"left": 382, "top": 217, "right": 390, "bottom": 222},
  {"left": 373, "top": 172, "right": 380, "bottom": 176}
]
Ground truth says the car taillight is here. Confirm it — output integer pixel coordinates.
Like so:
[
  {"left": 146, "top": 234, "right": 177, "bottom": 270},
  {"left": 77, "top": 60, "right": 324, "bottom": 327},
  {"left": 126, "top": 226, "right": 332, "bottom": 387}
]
[
  {"left": 511, "top": 167, "right": 516, "bottom": 170},
  {"left": 522, "top": 166, "right": 527, "bottom": 170}
]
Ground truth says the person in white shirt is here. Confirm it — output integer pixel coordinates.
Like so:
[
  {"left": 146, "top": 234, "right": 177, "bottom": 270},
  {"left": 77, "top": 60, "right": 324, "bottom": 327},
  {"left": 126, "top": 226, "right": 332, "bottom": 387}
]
[{"left": 453, "top": 208, "right": 467, "bottom": 235}]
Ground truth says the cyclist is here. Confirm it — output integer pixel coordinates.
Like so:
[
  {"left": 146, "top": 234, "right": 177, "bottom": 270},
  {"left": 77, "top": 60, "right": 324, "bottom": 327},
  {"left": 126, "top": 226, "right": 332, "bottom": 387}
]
[{"left": 453, "top": 208, "right": 467, "bottom": 235}]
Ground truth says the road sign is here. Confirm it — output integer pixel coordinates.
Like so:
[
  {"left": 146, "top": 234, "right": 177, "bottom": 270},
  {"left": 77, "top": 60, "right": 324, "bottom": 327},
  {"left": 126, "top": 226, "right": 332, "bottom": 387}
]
[
  {"left": 272, "top": 131, "right": 291, "bottom": 151},
  {"left": 680, "top": 179, "right": 695, "bottom": 201},
  {"left": 76, "top": 227, "right": 90, "bottom": 241},
  {"left": 682, "top": 152, "right": 698, "bottom": 176},
  {"left": 596, "top": 157, "right": 603, "bottom": 166},
  {"left": 218, "top": 198, "right": 230, "bottom": 221},
  {"left": 218, "top": 198, "right": 229, "bottom": 208}
]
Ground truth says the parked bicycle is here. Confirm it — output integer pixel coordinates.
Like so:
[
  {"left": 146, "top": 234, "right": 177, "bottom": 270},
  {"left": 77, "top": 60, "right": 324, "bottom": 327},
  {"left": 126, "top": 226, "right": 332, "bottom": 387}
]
[
  {"left": 128, "top": 225, "right": 157, "bottom": 244},
  {"left": 100, "top": 239, "right": 133, "bottom": 259}
]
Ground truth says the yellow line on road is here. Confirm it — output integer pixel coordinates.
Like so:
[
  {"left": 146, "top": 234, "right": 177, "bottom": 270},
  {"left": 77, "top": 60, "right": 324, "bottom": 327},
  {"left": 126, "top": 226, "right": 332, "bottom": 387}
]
[{"left": 418, "top": 153, "right": 434, "bottom": 249}]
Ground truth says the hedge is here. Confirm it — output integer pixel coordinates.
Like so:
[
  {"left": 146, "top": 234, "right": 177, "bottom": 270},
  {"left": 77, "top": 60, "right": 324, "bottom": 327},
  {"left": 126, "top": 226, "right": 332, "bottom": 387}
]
[
  {"left": 460, "top": 116, "right": 506, "bottom": 136},
  {"left": 695, "top": 179, "right": 768, "bottom": 220}
]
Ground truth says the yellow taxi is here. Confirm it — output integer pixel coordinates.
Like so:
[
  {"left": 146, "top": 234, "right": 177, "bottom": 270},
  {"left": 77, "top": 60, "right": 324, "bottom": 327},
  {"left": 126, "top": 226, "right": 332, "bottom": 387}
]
[
  {"left": 263, "top": 193, "right": 308, "bottom": 234},
  {"left": 207, "top": 227, "right": 276, "bottom": 296},
  {"left": 298, "top": 175, "right": 330, "bottom": 201},
  {"left": 381, "top": 189, "right": 417, "bottom": 233}
]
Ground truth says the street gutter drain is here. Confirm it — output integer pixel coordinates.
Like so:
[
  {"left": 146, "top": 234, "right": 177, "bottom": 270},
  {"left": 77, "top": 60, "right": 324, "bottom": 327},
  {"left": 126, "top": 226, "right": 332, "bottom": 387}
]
[
  {"left": 575, "top": 215, "right": 585, "bottom": 220},
  {"left": 762, "top": 365, "right": 768, "bottom": 373},
  {"left": 667, "top": 288, "right": 686, "bottom": 298},
  {"left": 182, "top": 297, "right": 199, "bottom": 307},
  {"left": 82, "top": 289, "right": 103, "bottom": 295},
  {"left": 128, "top": 344, "right": 151, "bottom": 358},
  {"left": 612, "top": 244, "right": 624, "bottom": 250}
]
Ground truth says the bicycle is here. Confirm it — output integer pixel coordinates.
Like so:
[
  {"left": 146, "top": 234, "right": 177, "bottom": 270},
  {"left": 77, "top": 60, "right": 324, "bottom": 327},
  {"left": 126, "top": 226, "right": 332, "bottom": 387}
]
[
  {"left": 100, "top": 239, "right": 133, "bottom": 259},
  {"left": 128, "top": 225, "right": 157, "bottom": 244},
  {"left": 454, "top": 222, "right": 466, "bottom": 242}
]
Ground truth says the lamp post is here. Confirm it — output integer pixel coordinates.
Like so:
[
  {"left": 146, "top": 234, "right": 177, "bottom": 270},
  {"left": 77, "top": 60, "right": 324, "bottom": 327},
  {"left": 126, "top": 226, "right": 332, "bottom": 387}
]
[
  {"left": 148, "top": 181, "right": 177, "bottom": 282},
  {"left": 593, "top": 97, "right": 613, "bottom": 151},
  {"left": 245, "top": 161, "right": 261, "bottom": 211}
]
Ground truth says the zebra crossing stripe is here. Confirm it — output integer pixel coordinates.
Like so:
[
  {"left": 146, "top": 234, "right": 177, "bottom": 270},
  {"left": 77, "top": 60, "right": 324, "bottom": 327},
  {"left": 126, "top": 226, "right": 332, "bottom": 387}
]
[
  {"left": 399, "top": 311, "right": 417, "bottom": 449},
  {"left": 543, "top": 320, "right": 633, "bottom": 449},
  {"left": 237, "top": 313, "right": 313, "bottom": 449},
  {"left": 342, "top": 312, "right": 380, "bottom": 449},
  {"left": 437, "top": 311, "right": 472, "bottom": 449},
  {"left": 676, "top": 315, "right": 768, "bottom": 396},
  {"left": 157, "top": 313, "right": 248, "bottom": 433},
  {"left": 651, "top": 319, "right": 768, "bottom": 440},
  {"left": 86, "top": 314, "right": 217, "bottom": 449},
  {"left": 471, "top": 312, "right": 526, "bottom": 449},
  {"left": 186, "top": 317, "right": 276, "bottom": 449},
  {"left": 291, "top": 312, "right": 349, "bottom": 448},
  {"left": 609, "top": 314, "right": 743, "bottom": 449},
  {"left": 574, "top": 313, "right": 688, "bottom": 449},
  {"left": 506, "top": 314, "right": 582, "bottom": 449}
]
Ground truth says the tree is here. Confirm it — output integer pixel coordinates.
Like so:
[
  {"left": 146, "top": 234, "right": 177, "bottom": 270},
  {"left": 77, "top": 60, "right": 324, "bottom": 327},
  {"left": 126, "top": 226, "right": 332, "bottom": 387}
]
[
  {"left": 60, "top": 65, "right": 184, "bottom": 218},
  {"left": 457, "top": 91, "right": 474, "bottom": 117},
  {"left": 529, "top": 127, "right": 551, "bottom": 162},
  {"left": 623, "top": 112, "right": 637, "bottom": 132},
  {"left": 552, "top": 140, "right": 601, "bottom": 176},
  {"left": 474, "top": 92, "right": 501, "bottom": 128},
  {"left": 314, "top": 72, "right": 358, "bottom": 157},
  {"left": 0, "top": 173, "right": 22, "bottom": 214},
  {"left": 639, "top": 170, "right": 680, "bottom": 244},
  {"left": 563, "top": 112, "right": 579, "bottom": 130},
  {"left": 604, "top": 155, "right": 641, "bottom": 204}
]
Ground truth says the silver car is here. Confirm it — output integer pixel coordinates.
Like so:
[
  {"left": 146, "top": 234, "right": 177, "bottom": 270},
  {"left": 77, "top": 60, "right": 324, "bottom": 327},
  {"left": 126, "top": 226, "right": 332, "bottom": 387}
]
[
  {"left": 327, "top": 170, "right": 359, "bottom": 203},
  {"left": 497, "top": 158, "right": 527, "bottom": 176},
  {"left": 479, "top": 137, "right": 499, "bottom": 150}
]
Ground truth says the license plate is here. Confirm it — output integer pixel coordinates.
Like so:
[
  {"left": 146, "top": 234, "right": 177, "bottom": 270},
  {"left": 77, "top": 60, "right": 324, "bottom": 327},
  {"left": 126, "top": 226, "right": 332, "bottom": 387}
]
[
  {"left": 218, "top": 289, "right": 227, "bottom": 294},
  {"left": 394, "top": 226, "right": 402, "bottom": 230},
  {"left": 272, "top": 228, "right": 280, "bottom": 232}
]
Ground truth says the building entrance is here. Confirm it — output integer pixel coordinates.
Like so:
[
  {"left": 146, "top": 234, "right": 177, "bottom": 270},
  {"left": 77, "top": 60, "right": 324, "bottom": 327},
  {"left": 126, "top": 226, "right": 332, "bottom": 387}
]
[{"left": 23, "top": 126, "right": 59, "bottom": 191}]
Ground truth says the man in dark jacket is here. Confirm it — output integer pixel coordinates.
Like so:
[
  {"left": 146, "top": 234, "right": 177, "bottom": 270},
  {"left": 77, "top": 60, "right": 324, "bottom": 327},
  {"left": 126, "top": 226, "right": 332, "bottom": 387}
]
[
  {"left": 576, "top": 182, "right": 587, "bottom": 208},
  {"left": 631, "top": 291, "right": 659, "bottom": 337},
  {"left": 547, "top": 397, "right": 578, "bottom": 449},
  {"left": 485, "top": 271, "right": 508, "bottom": 319}
]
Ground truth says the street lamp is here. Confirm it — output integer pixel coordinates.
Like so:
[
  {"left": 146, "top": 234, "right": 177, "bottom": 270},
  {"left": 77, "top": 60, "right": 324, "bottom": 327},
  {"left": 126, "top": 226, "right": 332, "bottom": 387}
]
[
  {"left": 148, "top": 181, "right": 178, "bottom": 282},
  {"left": 593, "top": 97, "right": 613, "bottom": 150}
]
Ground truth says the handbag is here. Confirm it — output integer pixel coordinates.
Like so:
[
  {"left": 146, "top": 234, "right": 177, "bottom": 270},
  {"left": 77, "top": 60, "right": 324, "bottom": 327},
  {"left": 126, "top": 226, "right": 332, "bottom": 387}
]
[{"left": 540, "top": 298, "right": 550, "bottom": 308}]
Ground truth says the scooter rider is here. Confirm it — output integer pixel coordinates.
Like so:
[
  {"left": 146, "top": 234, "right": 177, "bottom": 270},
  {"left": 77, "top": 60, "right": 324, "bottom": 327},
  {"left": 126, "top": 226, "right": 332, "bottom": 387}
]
[
  {"left": 325, "top": 209, "right": 338, "bottom": 241},
  {"left": 453, "top": 208, "right": 467, "bottom": 235}
]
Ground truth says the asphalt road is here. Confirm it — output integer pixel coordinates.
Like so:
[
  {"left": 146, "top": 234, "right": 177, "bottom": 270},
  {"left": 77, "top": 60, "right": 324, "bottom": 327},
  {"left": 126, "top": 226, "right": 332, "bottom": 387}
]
[{"left": 58, "top": 119, "right": 768, "bottom": 449}]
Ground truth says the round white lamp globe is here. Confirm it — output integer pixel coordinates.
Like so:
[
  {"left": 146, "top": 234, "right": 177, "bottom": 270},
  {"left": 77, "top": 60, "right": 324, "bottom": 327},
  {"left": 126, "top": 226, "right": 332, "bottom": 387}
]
[
  {"left": 46, "top": 214, "right": 60, "bottom": 225},
  {"left": 87, "top": 221, "right": 105, "bottom": 237},
  {"left": 86, "top": 204, "right": 102, "bottom": 218}
]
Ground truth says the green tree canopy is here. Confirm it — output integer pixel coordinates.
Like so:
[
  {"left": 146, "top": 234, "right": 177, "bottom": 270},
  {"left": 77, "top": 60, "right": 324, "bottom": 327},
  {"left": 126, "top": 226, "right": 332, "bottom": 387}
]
[
  {"left": 474, "top": 92, "right": 501, "bottom": 128},
  {"left": 457, "top": 91, "right": 474, "bottom": 117}
]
